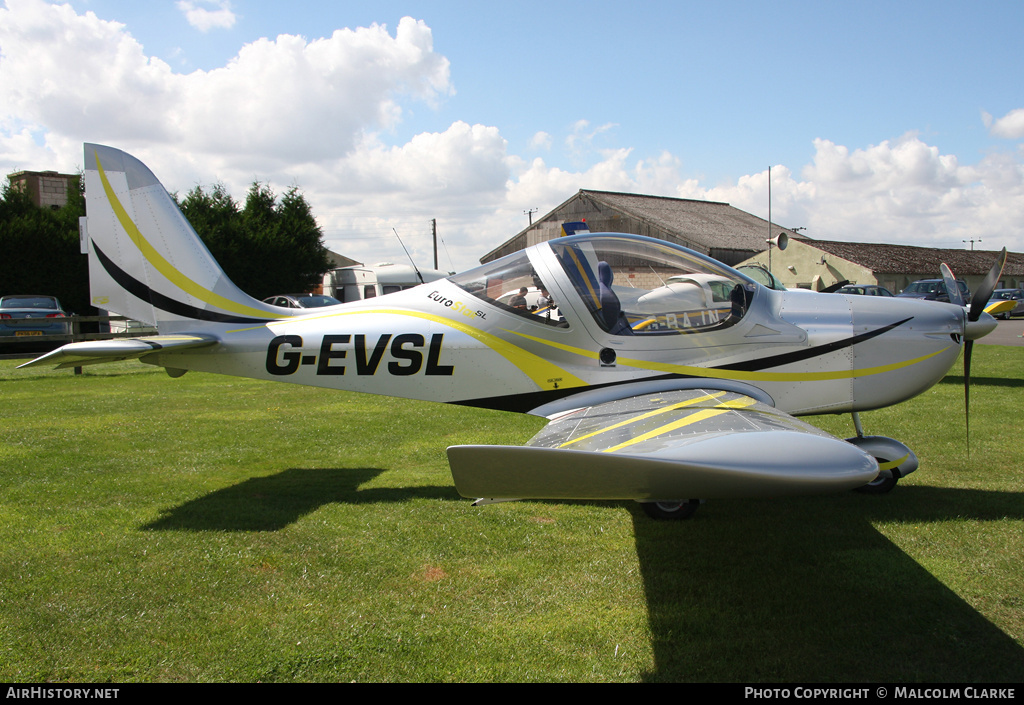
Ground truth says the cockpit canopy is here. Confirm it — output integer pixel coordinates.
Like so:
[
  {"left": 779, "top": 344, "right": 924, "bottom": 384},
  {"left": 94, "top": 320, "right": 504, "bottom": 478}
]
[{"left": 449, "top": 234, "right": 759, "bottom": 335}]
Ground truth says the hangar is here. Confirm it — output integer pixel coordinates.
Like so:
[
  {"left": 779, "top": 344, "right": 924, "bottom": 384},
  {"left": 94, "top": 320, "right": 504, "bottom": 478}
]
[
  {"left": 739, "top": 238, "right": 1024, "bottom": 294},
  {"left": 480, "top": 188, "right": 1022, "bottom": 296},
  {"left": 481, "top": 189, "right": 805, "bottom": 267}
]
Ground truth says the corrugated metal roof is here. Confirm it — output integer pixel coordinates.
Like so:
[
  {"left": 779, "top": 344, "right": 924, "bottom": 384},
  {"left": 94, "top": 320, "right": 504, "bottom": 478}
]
[
  {"left": 808, "top": 240, "right": 1023, "bottom": 276},
  {"left": 582, "top": 190, "right": 802, "bottom": 252},
  {"left": 482, "top": 189, "right": 805, "bottom": 263}
]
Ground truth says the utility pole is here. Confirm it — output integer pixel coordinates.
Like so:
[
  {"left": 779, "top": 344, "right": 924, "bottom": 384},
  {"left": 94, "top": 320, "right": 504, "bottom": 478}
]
[
  {"left": 431, "top": 218, "right": 438, "bottom": 269},
  {"left": 963, "top": 238, "right": 981, "bottom": 251},
  {"left": 767, "top": 166, "right": 772, "bottom": 273},
  {"left": 524, "top": 208, "right": 537, "bottom": 225}
]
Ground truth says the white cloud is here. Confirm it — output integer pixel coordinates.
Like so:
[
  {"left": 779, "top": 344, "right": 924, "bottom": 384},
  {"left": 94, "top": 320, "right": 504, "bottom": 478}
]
[
  {"left": 176, "top": 1, "right": 236, "bottom": 32},
  {"left": 682, "top": 135, "right": 1024, "bottom": 253},
  {"left": 983, "top": 108, "right": 1024, "bottom": 140},
  {"left": 529, "top": 131, "right": 552, "bottom": 151},
  {"left": 281, "top": 122, "right": 512, "bottom": 269},
  {"left": 565, "top": 120, "right": 617, "bottom": 154},
  {"left": 2, "top": 0, "right": 1023, "bottom": 273},
  {"left": 0, "top": 0, "right": 452, "bottom": 171},
  {"left": 500, "top": 133, "right": 1024, "bottom": 262}
]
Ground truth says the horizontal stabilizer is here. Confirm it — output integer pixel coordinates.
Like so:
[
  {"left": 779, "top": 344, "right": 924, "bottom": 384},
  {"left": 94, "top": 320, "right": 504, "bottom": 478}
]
[{"left": 18, "top": 334, "right": 218, "bottom": 370}]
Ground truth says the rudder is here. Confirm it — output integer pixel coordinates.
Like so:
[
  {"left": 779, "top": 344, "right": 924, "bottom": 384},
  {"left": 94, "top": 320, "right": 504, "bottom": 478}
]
[{"left": 83, "top": 143, "right": 283, "bottom": 331}]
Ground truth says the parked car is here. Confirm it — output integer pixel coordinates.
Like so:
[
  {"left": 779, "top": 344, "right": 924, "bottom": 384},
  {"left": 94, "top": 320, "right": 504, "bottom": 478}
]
[
  {"left": 896, "top": 278, "right": 970, "bottom": 303},
  {"left": 835, "top": 284, "right": 894, "bottom": 297},
  {"left": 262, "top": 294, "right": 342, "bottom": 309},
  {"left": 984, "top": 289, "right": 1024, "bottom": 319},
  {"left": 0, "top": 295, "right": 71, "bottom": 347}
]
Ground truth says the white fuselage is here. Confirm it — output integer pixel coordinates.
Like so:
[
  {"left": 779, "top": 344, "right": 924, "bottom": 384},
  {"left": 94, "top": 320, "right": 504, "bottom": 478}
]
[{"left": 150, "top": 262, "right": 964, "bottom": 418}]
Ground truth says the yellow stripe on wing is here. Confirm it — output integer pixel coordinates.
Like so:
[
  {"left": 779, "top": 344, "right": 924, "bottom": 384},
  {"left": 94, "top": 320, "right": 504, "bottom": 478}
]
[
  {"left": 601, "top": 396, "right": 758, "bottom": 453},
  {"left": 558, "top": 391, "right": 727, "bottom": 448}
]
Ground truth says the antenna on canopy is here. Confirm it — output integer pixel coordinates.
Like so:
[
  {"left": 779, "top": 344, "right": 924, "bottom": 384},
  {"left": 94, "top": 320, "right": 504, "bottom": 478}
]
[{"left": 393, "top": 228, "right": 425, "bottom": 284}]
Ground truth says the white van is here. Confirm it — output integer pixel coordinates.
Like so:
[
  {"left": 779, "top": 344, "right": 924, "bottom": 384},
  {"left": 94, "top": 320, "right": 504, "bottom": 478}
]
[{"left": 322, "top": 262, "right": 448, "bottom": 303}]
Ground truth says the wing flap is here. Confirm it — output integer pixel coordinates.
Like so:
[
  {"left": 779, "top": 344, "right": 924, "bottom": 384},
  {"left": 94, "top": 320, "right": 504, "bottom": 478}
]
[
  {"left": 17, "top": 334, "right": 218, "bottom": 370},
  {"left": 448, "top": 388, "right": 878, "bottom": 500}
]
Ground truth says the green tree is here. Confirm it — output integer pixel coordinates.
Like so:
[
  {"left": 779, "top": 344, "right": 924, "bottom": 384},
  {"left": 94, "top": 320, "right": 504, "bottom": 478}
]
[
  {"left": 177, "top": 183, "right": 251, "bottom": 291},
  {"left": 2, "top": 173, "right": 331, "bottom": 316},
  {"left": 179, "top": 181, "right": 330, "bottom": 299},
  {"left": 0, "top": 176, "right": 89, "bottom": 314}
]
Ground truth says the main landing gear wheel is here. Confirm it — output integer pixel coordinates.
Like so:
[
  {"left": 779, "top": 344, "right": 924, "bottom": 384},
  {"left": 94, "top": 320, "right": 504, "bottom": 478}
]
[
  {"left": 844, "top": 435, "right": 919, "bottom": 495},
  {"left": 641, "top": 500, "right": 700, "bottom": 520}
]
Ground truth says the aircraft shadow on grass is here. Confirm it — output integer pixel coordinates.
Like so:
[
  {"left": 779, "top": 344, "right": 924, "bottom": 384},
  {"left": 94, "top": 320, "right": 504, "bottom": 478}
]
[
  {"left": 939, "top": 375, "right": 1024, "bottom": 389},
  {"left": 631, "top": 486, "right": 1024, "bottom": 682},
  {"left": 143, "top": 467, "right": 1023, "bottom": 681},
  {"left": 141, "top": 467, "right": 455, "bottom": 532}
]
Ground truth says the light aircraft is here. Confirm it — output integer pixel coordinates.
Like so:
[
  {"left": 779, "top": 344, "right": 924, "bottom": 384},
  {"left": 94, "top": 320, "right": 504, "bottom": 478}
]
[{"left": 22, "top": 144, "right": 1007, "bottom": 519}]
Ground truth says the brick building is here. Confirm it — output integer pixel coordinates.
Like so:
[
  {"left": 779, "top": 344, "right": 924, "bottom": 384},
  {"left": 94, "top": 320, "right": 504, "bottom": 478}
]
[{"left": 7, "top": 170, "right": 79, "bottom": 209}]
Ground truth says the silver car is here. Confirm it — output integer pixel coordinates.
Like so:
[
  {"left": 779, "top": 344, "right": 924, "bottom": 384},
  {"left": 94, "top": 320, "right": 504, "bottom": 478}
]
[
  {"left": 836, "top": 284, "right": 894, "bottom": 297},
  {"left": 262, "top": 294, "right": 342, "bottom": 309},
  {"left": 0, "top": 295, "right": 71, "bottom": 342}
]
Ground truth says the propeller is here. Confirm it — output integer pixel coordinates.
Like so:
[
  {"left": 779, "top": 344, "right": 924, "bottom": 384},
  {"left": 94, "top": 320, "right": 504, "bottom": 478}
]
[
  {"left": 944, "top": 249, "right": 1007, "bottom": 454},
  {"left": 940, "top": 263, "right": 965, "bottom": 307}
]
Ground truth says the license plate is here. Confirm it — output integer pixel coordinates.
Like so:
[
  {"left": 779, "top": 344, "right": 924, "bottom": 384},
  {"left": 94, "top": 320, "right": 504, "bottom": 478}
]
[{"left": 15, "top": 330, "right": 43, "bottom": 337}]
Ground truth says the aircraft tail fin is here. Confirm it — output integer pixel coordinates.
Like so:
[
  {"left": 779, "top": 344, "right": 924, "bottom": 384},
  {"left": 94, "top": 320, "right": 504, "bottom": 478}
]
[{"left": 83, "top": 144, "right": 284, "bottom": 331}]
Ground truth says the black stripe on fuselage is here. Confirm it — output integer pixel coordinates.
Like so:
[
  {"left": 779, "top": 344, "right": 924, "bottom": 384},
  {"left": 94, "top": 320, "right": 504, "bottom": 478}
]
[
  {"left": 452, "top": 317, "right": 915, "bottom": 413},
  {"left": 93, "top": 242, "right": 274, "bottom": 325},
  {"left": 715, "top": 317, "right": 912, "bottom": 371}
]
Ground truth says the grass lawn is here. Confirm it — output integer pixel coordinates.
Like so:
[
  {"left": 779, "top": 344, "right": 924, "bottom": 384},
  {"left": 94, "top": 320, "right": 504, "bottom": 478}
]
[{"left": 0, "top": 347, "right": 1022, "bottom": 682}]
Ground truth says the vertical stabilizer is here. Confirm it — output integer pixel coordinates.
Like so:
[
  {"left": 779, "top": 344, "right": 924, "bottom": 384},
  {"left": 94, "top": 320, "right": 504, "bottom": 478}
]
[{"left": 83, "top": 143, "right": 282, "bottom": 330}]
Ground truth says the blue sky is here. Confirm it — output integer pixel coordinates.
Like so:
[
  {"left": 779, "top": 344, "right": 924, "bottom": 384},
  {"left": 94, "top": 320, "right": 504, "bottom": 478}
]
[{"left": 2, "top": 0, "right": 1023, "bottom": 270}]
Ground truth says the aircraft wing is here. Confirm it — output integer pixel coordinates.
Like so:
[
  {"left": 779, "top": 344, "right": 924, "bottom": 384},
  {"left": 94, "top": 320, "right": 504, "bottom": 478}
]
[
  {"left": 448, "top": 388, "right": 879, "bottom": 501},
  {"left": 17, "top": 334, "right": 218, "bottom": 370}
]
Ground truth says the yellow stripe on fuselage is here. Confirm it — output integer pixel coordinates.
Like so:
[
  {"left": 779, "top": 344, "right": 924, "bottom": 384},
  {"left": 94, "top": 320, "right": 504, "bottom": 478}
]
[
  {"left": 507, "top": 330, "right": 951, "bottom": 383},
  {"left": 249, "top": 307, "right": 586, "bottom": 392}
]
